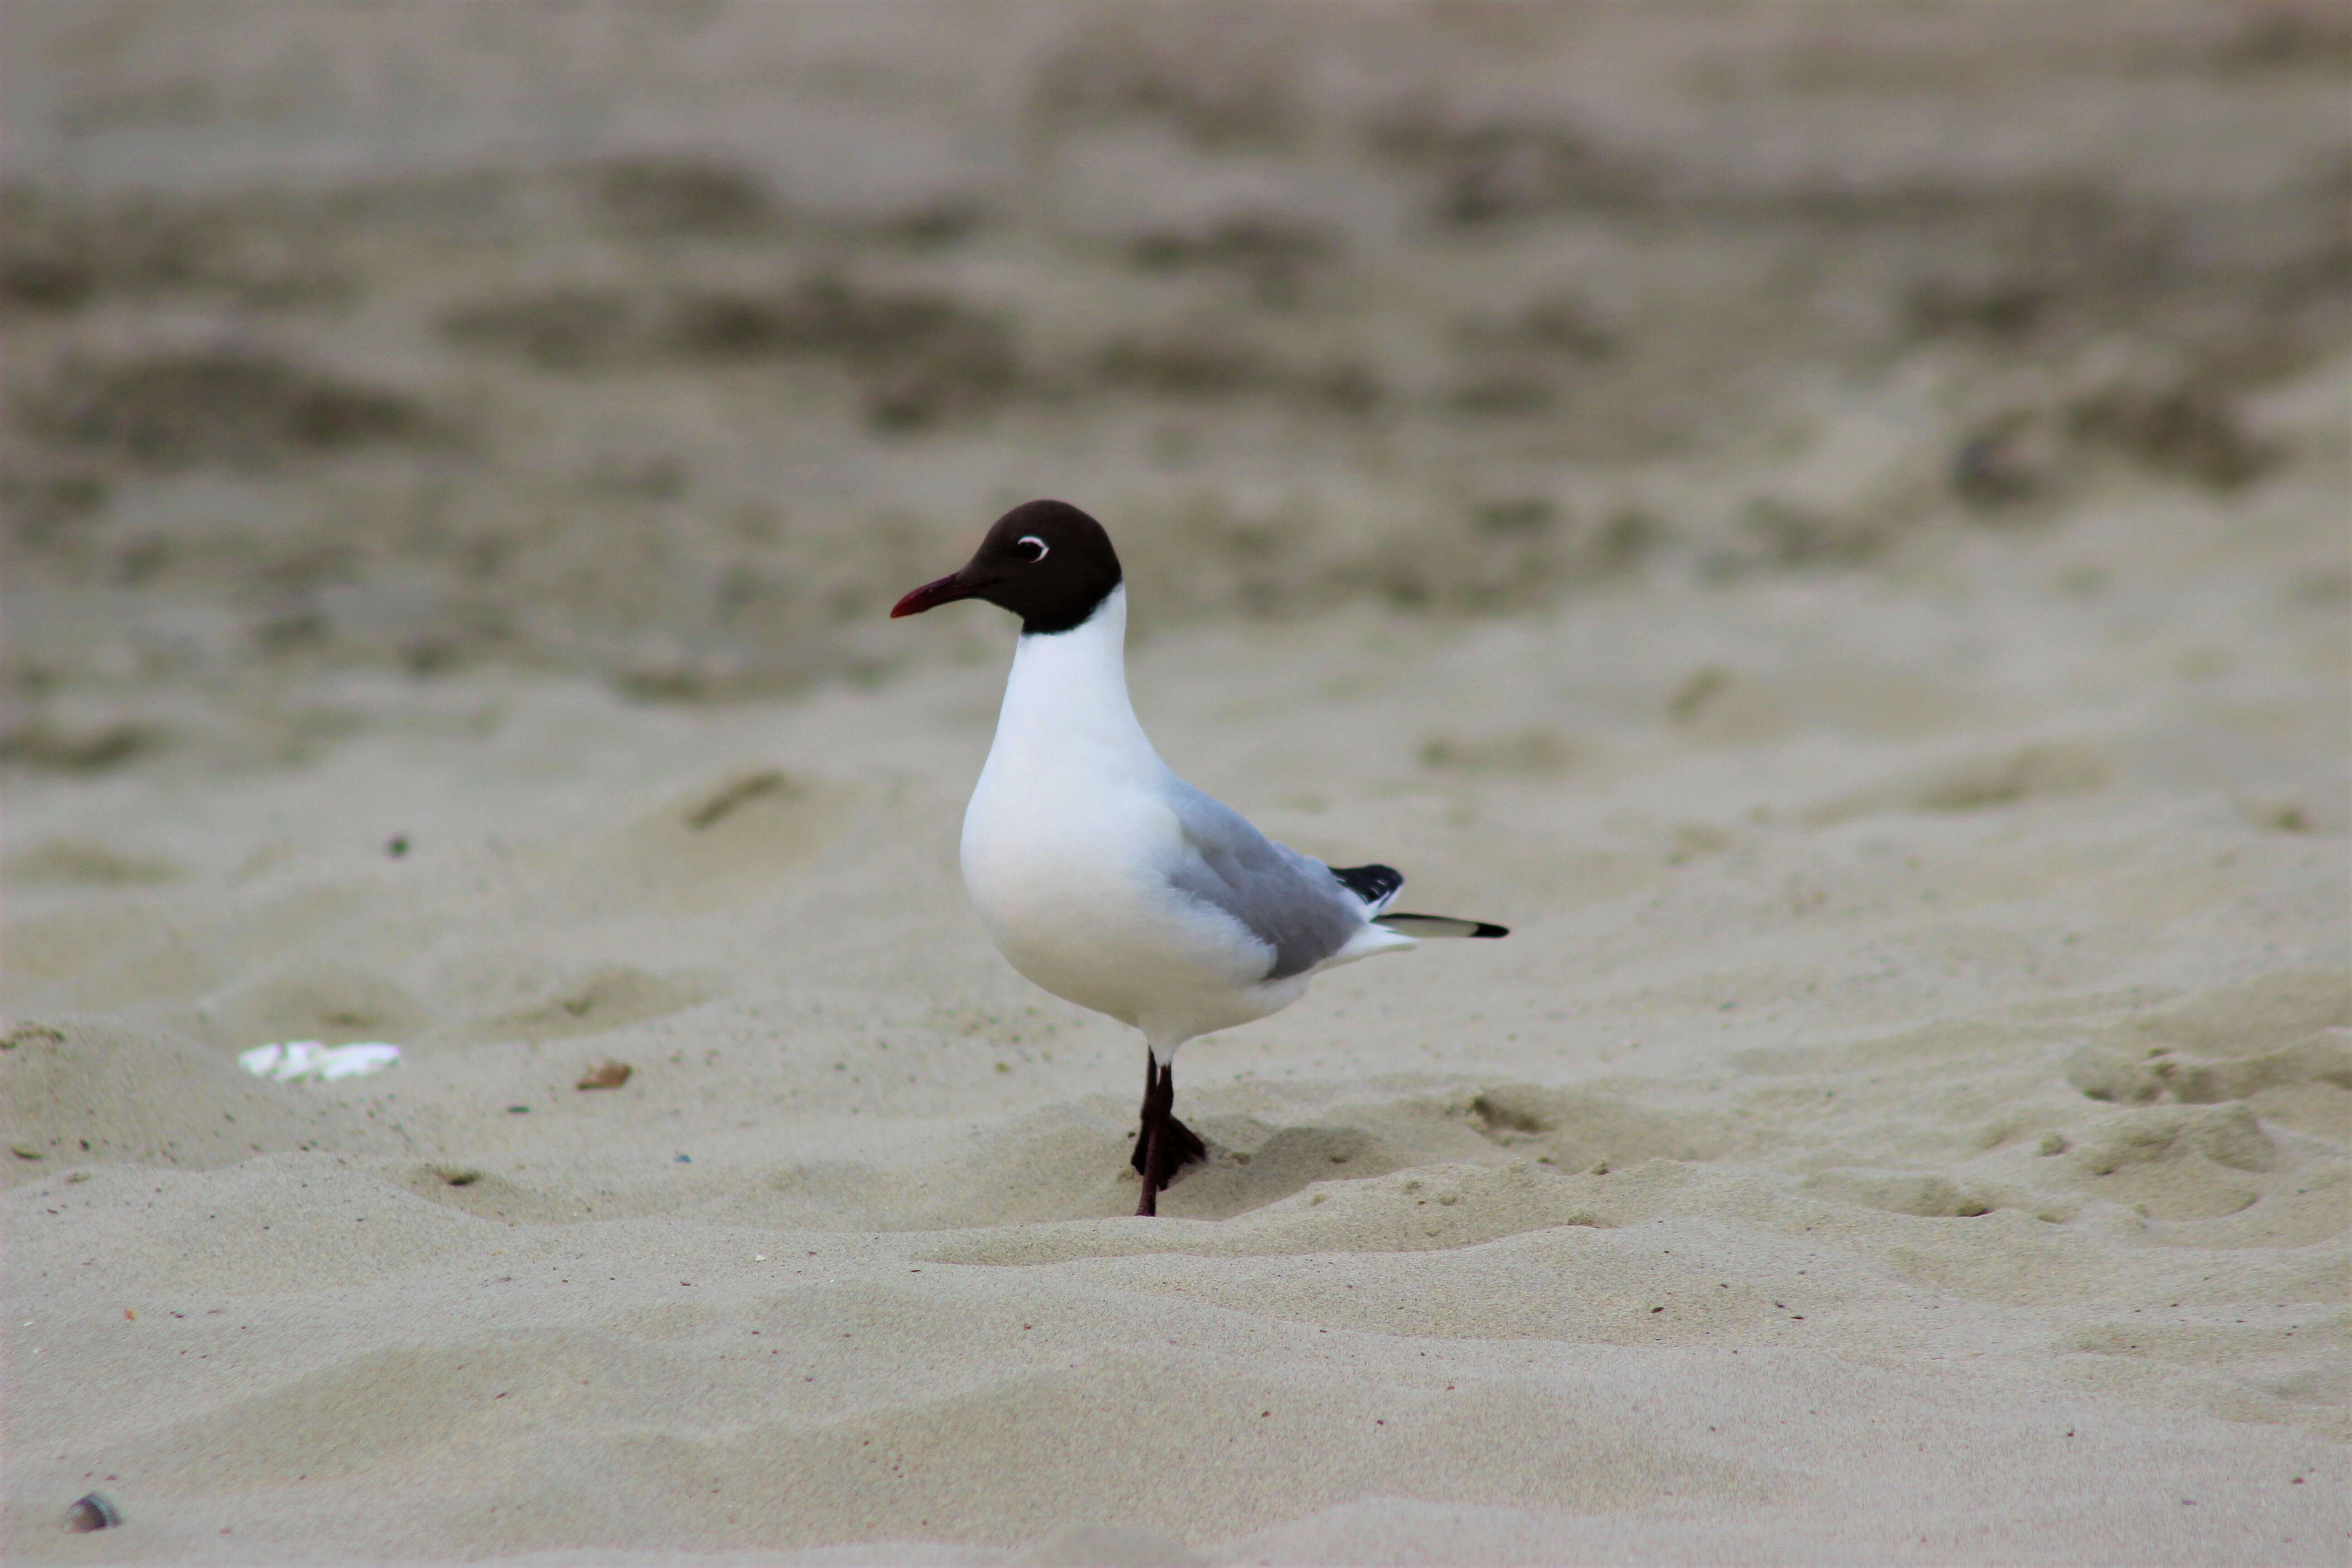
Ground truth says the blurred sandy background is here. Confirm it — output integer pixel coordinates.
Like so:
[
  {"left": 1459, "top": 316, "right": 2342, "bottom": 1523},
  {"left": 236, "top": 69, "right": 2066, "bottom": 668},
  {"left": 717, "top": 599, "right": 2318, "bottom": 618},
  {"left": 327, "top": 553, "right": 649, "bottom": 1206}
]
[{"left": 3, "top": 3, "right": 2347, "bottom": 1563}]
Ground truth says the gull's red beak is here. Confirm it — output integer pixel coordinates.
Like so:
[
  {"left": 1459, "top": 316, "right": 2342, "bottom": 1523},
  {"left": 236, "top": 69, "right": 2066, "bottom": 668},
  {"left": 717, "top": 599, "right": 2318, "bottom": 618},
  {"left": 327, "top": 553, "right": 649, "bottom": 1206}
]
[{"left": 890, "top": 571, "right": 980, "bottom": 618}]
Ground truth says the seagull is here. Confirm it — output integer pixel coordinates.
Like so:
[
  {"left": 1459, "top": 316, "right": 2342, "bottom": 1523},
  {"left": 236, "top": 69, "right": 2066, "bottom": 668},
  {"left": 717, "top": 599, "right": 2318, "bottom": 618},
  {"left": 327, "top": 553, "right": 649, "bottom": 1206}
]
[{"left": 892, "top": 500, "right": 1507, "bottom": 1215}]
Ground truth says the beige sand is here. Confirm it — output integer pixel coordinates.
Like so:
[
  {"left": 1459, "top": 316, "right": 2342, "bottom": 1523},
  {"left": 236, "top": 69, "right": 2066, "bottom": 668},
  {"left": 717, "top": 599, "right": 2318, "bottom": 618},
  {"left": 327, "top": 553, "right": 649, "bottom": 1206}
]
[{"left": 4, "top": 4, "right": 2348, "bottom": 1563}]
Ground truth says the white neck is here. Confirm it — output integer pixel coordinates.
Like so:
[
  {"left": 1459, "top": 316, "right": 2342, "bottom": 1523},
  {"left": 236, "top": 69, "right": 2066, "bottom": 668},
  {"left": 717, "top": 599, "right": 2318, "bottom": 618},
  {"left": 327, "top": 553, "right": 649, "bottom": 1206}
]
[{"left": 986, "top": 585, "right": 1161, "bottom": 774}]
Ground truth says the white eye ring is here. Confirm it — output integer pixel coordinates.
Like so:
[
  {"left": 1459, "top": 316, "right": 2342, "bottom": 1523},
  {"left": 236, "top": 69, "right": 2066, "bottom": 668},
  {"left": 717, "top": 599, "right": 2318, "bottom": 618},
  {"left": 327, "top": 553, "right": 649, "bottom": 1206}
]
[{"left": 1018, "top": 535, "right": 1049, "bottom": 561}]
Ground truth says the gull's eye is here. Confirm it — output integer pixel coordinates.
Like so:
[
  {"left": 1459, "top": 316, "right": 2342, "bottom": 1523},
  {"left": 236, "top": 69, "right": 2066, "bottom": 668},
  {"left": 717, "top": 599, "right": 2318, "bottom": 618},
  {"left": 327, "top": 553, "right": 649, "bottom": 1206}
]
[{"left": 1017, "top": 535, "right": 1049, "bottom": 562}]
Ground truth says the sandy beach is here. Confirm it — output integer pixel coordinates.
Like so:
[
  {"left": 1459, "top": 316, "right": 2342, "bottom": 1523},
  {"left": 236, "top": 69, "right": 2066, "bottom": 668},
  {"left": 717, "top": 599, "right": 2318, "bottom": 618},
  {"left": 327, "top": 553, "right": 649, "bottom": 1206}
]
[{"left": 4, "top": 5, "right": 2347, "bottom": 1563}]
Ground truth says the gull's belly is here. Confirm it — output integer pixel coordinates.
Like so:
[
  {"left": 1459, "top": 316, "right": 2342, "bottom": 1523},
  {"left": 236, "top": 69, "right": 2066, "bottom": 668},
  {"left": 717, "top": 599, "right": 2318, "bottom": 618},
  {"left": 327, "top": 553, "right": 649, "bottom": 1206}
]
[{"left": 960, "top": 774, "right": 1266, "bottom": 1029}]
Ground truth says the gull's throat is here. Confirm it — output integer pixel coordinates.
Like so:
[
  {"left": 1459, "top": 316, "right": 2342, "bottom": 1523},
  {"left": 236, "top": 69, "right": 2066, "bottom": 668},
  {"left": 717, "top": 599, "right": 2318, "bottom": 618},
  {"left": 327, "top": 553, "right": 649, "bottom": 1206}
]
[{"left": 996, "top": 585, "right": 1156, "bottom": 768}]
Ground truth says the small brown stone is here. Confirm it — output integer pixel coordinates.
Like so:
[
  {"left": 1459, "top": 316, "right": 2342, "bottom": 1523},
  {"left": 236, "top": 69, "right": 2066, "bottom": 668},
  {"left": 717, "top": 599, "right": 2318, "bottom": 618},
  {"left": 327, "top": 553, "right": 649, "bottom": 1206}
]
[
  {"left": 576, "top": 1060, "right": 632, "bottom": 1090},
  {"left": 65, "top": 1493, "right": 120, "bottom": 1532}
]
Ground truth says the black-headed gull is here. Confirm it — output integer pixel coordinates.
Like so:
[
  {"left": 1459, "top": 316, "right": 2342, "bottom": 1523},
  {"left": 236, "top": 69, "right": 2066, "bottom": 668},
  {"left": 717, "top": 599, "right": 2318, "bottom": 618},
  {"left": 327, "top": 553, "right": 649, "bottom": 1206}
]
[{"left": 893, "top": 500, "right": 1507, "bottom": 1215}]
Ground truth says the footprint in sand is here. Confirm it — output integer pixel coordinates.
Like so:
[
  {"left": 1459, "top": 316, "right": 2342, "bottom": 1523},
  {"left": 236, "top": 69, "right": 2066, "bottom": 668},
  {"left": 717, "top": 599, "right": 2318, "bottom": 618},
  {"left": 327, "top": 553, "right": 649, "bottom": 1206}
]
[
  {"left": 1802, "top": 740, "right": 2108, "bottom": 826},
  {"left": 2063, "top": 1102, "right": 2276, "bottom": 1221},
  {"left": 583, "top": 768, "right": 856, "bottom": 914},
  {"left": 4, "top": 837, "right": 183, "bottom": 887},
  {"left": 1459, "top": 1083, "right": 1727, "bottom": 1171},
  {"left": 1799, "top": 1169, "right": 2015, "bottom": 1220},
  {"left": 472, "top": 962, "right": 720, "bottom": 1044},
  {"left": 2067, "top": 969, "right": 2352, "bottom": 1137},
  {"left": 200, "top": 960, "right": 430, "bottom": 1054},
  {"left": 401, "top": 1164, "right": 615, "bottom": 1225}
]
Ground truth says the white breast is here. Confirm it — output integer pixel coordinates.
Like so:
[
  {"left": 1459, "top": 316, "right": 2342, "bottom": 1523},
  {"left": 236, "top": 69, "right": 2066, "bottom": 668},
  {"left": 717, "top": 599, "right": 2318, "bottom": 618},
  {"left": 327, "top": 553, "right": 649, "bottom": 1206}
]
[{"left": 958, "top": 588, "right": 1291, "bottom": 1037}]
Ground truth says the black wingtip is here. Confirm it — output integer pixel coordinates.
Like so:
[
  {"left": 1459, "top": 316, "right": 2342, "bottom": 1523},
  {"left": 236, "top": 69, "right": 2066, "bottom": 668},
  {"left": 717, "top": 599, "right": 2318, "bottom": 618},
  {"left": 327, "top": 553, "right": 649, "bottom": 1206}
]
[
  {"left": 1377, "top": 913, "right": 1509, "bottom": 939},
  {"left": 1329, "top": 862, "right": 1404, "bottom": 908}
]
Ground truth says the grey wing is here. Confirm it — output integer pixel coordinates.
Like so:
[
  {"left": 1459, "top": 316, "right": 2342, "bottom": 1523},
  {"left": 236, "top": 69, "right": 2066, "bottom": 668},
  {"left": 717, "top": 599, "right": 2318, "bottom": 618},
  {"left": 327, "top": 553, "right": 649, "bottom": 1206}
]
[{"left": 1161, "top": 779, "right": 1366, "bottom": 980}]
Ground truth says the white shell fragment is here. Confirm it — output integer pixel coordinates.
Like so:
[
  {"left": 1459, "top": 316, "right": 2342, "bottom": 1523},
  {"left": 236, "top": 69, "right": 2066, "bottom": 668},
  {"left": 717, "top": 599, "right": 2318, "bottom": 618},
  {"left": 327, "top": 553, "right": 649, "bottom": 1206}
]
[{"left": 239, "top": 1041, "right": 402, "bottom": 1083}]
